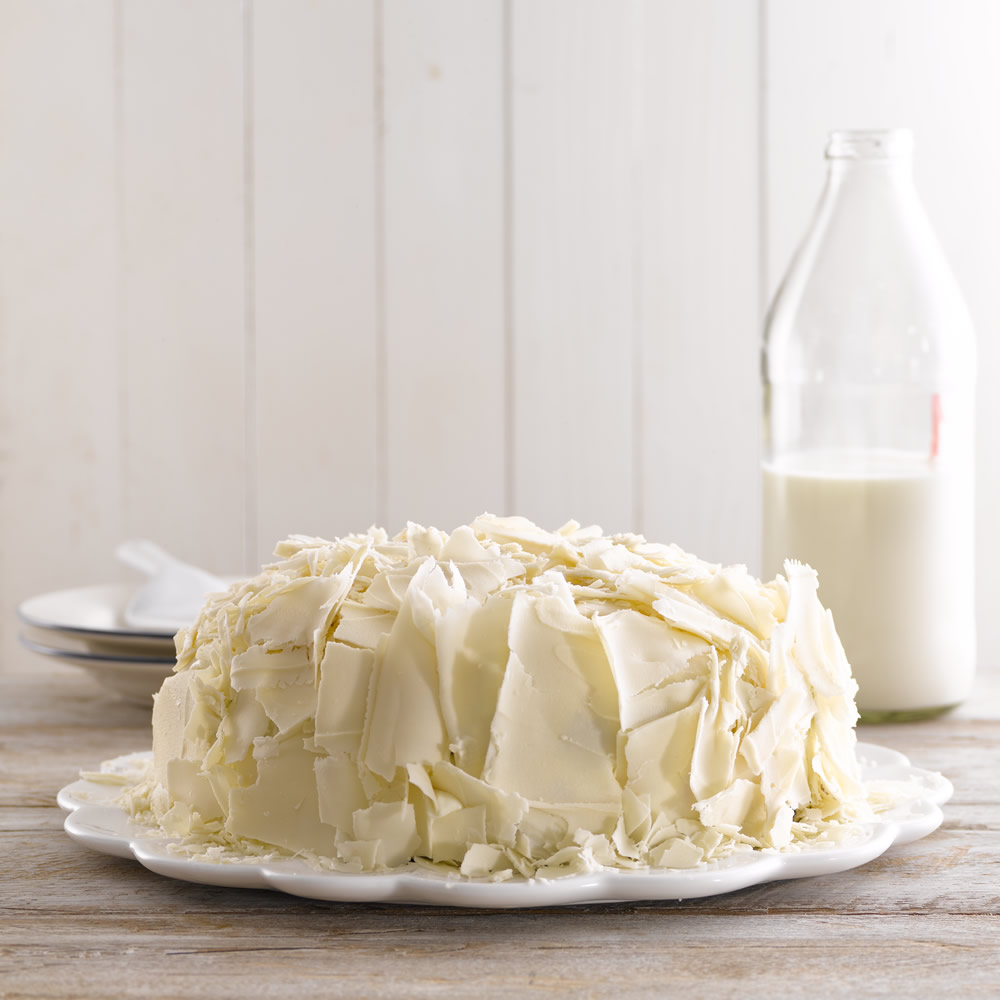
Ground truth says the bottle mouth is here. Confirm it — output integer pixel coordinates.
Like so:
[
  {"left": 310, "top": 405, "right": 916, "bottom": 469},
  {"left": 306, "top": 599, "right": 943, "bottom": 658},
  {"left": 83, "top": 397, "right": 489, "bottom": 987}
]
[{"left": 826, "top": 129, "right": 914, "bottom": 160}]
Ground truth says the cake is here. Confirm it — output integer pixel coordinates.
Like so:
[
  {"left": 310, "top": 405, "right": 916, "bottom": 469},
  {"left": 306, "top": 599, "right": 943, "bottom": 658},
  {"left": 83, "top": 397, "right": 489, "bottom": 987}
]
[{"left": 125, "top": 514, "right": 872, "bottom": 879}]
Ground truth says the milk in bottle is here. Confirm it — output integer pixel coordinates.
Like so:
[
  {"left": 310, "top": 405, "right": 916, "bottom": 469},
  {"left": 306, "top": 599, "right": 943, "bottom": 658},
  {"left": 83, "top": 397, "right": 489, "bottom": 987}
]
[{"left": 761, "top": 130, "right": 976, "bottom": 720}]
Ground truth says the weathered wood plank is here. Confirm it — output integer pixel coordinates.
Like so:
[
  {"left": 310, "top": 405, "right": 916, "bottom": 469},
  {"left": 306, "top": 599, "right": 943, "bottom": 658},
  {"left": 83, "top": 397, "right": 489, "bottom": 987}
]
[
  {"left": 0, "top": 914, "right": 998, "bottom": 998},
  {"left": 0, "top": 807, "right": 65, "bottom": 833},
  {"left": 2, "top": 826, "right": 996, "bottom": 917},
  {"left": 0, "top": 733, "right": 149, "bottom": 807},
  {"left": 0, "top": 667, "right": 153, "bottom": 728}
]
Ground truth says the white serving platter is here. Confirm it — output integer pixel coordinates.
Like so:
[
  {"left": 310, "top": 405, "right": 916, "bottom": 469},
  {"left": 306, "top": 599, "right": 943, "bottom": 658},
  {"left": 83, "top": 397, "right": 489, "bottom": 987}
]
[{"left": 58, "top": 743, "right": 953, "bottom": 908}]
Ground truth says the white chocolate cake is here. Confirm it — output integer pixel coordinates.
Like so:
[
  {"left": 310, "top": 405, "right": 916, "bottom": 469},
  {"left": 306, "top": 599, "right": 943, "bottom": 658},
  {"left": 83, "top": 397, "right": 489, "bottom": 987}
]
[{"left": 126, "top": 515, "right": 872, "bottom": 879}]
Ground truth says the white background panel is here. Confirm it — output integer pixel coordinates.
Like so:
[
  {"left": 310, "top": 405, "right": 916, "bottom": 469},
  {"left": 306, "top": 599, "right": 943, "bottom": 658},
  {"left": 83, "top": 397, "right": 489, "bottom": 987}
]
[
  {"left": 382, "top": 0, "right": 506, "bottom": 533},
  {"left": 510, "top": 0, "right": 636, "bottom": 535},
  {"left": 253, "top": 0, "right": 378, "bottom": 561},
  {"left": 0, "top": 1, "right": 119, "bottom": 671},
  {"left": 120, "top": 0, "right": 247, "bottom": 574},
  {"left": 638, "top": 0, "right": 760, "bottom": 568},
  {"left": 1, "top": 0, "right": 997, "bottom": 670}
]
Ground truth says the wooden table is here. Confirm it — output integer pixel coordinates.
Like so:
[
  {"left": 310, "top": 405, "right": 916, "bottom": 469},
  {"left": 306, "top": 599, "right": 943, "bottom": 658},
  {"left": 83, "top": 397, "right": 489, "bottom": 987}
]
[{"left": 2, "top": 662, "right": 998, "bottom": 999}]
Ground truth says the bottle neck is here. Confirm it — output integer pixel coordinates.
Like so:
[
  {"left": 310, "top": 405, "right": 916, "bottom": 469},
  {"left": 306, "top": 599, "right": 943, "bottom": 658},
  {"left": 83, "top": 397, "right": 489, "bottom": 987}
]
[
  {"left": 827, "top": 156, "right": 914, "bottom": 191},
  {"left": 816, "top": 151, "right": 923, "bottom": 239},
  {"left": 824, "top": 128, "right": 917, "bottom": 198},
  {"left": 826, "top": 128, "right": 913, "bottom": 160},
  {"left": 763, "top": 126, "right": 976, "bottom": 397}
]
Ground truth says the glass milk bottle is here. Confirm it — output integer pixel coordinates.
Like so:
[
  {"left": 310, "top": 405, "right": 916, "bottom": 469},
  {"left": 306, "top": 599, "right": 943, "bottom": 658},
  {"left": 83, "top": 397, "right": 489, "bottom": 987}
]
[{"left": 762, "top": 129, "right": 977, "bottom": 721}]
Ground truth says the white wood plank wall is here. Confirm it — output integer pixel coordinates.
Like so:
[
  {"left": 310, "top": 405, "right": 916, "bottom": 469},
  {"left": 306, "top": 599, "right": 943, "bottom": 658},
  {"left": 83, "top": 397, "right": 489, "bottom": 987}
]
[
  {"left": 383, "top": 0, "right": 506, "bottom": 531},
  {"left": 1, "top": 1, "right": 998, "bottom": 673},
  {"left": 252, "top": 0, "right": 378, "bottom": 557}
]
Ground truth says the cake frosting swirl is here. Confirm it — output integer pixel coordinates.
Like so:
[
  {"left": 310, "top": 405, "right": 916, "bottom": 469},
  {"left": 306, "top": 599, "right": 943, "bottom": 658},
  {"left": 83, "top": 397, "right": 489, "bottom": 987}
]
[{"left": 125, "top": 514, "right": 872, "bottom": 878}]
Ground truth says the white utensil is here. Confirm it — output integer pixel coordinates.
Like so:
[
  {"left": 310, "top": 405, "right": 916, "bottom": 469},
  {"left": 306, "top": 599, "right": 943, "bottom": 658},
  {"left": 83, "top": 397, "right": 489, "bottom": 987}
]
[{"left": 116, "top": 540, "right": 227, "bottom": 632}]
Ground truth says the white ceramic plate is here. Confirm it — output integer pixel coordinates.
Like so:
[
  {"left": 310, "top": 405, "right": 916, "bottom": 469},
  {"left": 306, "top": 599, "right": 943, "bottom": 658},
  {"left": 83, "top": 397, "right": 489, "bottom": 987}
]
[
  {"left": 19, "top": 584, "right": 180, "bottom": 639},
  {"left": 21, "top": 634, "right": 173, "bottom": 706},
  {"left": 57, "top": 743, "right": 952, "bottom": 908},
  {"left": 19, "top": 623, "right": 176, "bottom": 659}
]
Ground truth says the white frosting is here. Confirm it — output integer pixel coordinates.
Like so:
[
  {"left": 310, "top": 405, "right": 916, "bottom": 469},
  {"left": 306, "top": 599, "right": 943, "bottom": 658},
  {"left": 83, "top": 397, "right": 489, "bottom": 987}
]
[{"left": 124, "top": 514, "right": 872, "bottom": 877}]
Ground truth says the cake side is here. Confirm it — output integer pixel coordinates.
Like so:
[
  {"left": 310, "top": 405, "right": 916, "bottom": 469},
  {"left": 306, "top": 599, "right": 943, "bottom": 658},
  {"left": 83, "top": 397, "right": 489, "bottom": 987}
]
[{"left": 122, "top": 514, "right": 872, "bottom": 878}]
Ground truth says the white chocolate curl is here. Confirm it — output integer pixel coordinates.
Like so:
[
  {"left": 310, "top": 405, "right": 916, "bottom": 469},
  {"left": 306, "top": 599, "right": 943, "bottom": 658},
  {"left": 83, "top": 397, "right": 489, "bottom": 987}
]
[{"left": 126, "top": 515, "right": 872, "bottom": 878}]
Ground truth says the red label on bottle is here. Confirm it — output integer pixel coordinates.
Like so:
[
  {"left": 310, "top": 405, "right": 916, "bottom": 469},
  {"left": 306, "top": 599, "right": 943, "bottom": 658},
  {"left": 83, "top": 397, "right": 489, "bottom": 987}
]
[{"left": 931, "top": 393, "right": 942, "bottom": 459}]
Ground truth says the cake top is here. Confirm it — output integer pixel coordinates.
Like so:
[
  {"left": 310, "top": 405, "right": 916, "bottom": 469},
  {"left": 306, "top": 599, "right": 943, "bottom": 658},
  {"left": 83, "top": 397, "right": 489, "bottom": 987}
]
[{"left": 138, "top": 514, "right": 871, "bottom": 878}]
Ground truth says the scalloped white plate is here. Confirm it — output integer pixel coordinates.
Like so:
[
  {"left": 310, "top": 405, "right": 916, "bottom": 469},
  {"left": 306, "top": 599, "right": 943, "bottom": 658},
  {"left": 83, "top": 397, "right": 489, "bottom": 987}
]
[{"left": 58, "top": 743, "right": 952, "bottom": 909}]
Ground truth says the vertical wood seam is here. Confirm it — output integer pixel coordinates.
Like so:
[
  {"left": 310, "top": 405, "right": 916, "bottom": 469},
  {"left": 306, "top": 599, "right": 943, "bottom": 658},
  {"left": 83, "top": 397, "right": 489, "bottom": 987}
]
[
  {"left": 114, "top": 0, "right": 127, "bottom": 553},
  {"left": 503, "top": 0, "right": 514, "bottom": 517},
  {"left": 374, "top": 0, "right": 387, "bottom": 528},
  {"left": 755, "top": 0, "right": 769, "bottom": 576},
  {"left": 630, "top": 0, "right": 644, "bottom": 535},
  {"left": 242, "top": 0, "right": 258, "bottom": 571},
  {"left": 757, "top": 0, "right": 769, "bottom": 327}
]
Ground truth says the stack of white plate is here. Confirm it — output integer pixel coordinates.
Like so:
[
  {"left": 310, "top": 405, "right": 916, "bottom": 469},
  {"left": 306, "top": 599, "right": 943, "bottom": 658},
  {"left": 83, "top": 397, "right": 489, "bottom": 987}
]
[{"left": 18, "top": 585, "right": 179, "bottom": 706}]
